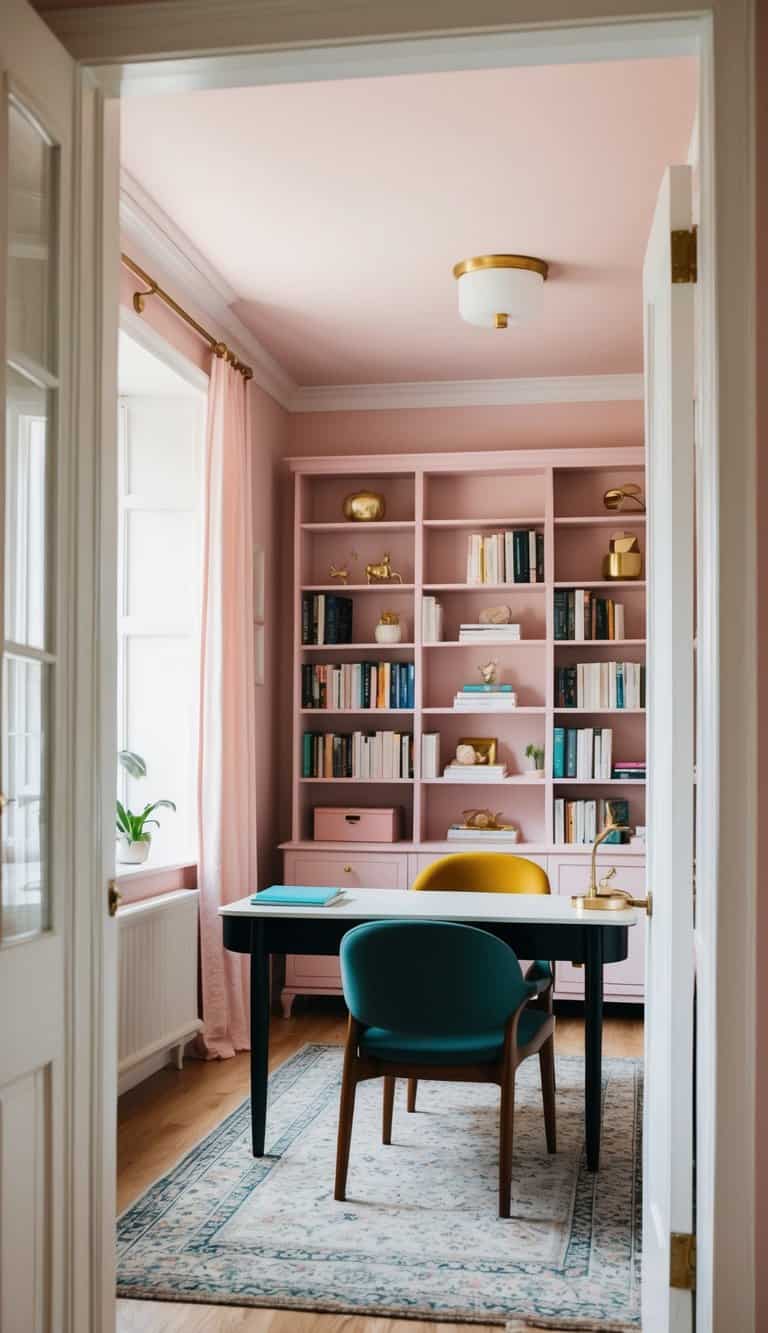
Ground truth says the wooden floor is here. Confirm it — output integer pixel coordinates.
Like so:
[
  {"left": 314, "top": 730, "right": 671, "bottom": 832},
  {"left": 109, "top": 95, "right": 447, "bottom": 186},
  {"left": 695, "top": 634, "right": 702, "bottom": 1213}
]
[{"left": 117, "top": 999, "right": 643, "bottom": 1333}]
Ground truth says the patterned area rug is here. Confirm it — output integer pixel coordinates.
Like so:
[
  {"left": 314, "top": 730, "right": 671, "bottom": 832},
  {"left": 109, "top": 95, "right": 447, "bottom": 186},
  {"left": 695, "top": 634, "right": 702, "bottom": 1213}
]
[{"left": 118, "top": 1044, "right": 642, "bottom": 1327}]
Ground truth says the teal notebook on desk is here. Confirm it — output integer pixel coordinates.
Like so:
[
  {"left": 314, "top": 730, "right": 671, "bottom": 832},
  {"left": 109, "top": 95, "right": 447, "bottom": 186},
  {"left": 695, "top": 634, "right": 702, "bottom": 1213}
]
[{"left": 250, "top": 885, "right": 346, "bottom": 906}]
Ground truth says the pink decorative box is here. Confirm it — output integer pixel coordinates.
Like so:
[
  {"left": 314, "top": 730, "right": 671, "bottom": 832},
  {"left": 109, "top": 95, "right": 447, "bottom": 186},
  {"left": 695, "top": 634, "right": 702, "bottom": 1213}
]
[{"left": 313, "top": 807, "right": 401, "bottom": 843}]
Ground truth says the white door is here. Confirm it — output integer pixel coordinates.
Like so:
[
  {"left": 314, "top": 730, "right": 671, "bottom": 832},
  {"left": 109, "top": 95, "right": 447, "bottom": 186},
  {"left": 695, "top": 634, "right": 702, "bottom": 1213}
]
[
  {"left": 0, "top": 4, "right": 116, "bottom": 1331},
  {"left": 642, "top": 165, "right": 696, "bottom": 1331}
]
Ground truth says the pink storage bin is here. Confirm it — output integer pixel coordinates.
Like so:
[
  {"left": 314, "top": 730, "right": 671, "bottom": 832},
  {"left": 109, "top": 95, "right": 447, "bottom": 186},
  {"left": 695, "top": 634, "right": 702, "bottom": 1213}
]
[{"left": 313, "top": 807, "right": 401, "bottom": 843}]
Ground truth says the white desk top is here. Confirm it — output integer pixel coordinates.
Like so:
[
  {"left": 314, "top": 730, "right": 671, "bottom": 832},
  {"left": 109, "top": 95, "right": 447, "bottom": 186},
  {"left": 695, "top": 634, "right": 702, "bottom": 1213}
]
[{"left": 220, "top": 888, "right": 639, "bottom": 928}]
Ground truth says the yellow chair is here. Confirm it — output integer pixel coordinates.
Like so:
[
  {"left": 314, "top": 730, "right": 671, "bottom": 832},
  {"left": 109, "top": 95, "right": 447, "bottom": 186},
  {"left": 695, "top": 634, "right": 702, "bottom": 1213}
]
[{"left": 407, "top": 851, "right": 554, "bottom": 1112}]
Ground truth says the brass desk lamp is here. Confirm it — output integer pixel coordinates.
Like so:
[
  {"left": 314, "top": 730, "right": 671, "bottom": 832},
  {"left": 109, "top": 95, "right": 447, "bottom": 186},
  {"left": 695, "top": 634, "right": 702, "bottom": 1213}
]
[{"left": 570, "top": 818, "right": 652, "bottom": 915}]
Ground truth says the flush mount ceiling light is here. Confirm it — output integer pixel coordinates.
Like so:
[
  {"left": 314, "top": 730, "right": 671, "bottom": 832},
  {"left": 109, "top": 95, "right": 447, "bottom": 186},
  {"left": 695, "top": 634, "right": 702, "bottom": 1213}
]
[{"left": 453, "top": 254, "right": 549, "bottom": 329}]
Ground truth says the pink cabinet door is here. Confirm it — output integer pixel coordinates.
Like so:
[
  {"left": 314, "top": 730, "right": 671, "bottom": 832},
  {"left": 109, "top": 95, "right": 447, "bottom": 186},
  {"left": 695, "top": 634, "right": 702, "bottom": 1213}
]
[
  {"left": 282, "top": 851, "right": 408, "bottom": 1010},
  {"left": 548, "top": 855, "right": 646, "bottom": 1001}
]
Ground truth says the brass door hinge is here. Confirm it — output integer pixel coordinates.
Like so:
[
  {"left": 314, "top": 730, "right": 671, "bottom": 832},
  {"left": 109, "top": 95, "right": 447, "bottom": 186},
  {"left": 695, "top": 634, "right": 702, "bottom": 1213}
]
[
  {"left": 108, "top": 880, "right": 122, "bottom": 918},
  {"left": 671, "top": 227, "right": 697, "bottom": 284},
  {"left": 670, "top": 1232, "right": 696, "bottom": 1289}
]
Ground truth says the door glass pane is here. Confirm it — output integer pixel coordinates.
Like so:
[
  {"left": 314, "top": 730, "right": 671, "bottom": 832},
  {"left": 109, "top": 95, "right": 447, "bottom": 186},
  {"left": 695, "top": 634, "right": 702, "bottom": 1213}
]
[
  {"left": 7, "top": 101, "right": 57, "bottom": 373},
  {"left": 1, "top": 655, "right": 48, "bottom": 941},
  {"left": 5, "top": 368, "right": 48, "bottom": 651}
]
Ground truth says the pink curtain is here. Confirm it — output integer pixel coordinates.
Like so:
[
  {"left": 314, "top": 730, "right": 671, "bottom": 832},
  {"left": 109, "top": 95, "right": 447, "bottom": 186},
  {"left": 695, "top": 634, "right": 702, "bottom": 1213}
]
[{"left": 197, "top": 355, "right": 257, "bottom": 1057}]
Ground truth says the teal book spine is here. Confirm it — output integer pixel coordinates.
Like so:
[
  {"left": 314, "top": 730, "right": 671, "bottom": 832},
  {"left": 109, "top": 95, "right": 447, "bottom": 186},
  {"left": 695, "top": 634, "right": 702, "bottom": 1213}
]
[
  {"left": 462, "top": 683, "right": 514, "bottom": 692},
  {"left": 565, "top": 728, "right": 578, "bottom": 778},
  {"left": 553, "top": 727, "right": 566, "bottom": 779}
]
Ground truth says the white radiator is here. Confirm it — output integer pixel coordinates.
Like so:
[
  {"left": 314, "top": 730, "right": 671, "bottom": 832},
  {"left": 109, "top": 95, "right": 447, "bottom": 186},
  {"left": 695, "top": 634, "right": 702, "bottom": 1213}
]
[{"left": 117, "top": 889, "right": 203, "bottom": 1094}]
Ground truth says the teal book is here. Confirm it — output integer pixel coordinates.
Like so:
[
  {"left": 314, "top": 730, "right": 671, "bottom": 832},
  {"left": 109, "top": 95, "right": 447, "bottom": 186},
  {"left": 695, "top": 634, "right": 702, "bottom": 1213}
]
[
  {"left": 250, "top": 885, "right": 346, "bottom": 906},
  {"left": 462, "top": 683, "right": 514, "bottom": 692},
  {"left": 553, "top": 727, "right": 566, "bottom": 778}
]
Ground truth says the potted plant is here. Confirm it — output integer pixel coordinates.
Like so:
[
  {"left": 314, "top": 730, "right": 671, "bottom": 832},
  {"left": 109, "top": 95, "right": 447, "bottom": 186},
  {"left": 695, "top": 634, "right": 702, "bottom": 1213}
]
[
  {"left": 116, "top": 750, "right": 176, "bottom": 864},
  {"left": 525, "top": 743, "right": 545, "bottom": 778}
]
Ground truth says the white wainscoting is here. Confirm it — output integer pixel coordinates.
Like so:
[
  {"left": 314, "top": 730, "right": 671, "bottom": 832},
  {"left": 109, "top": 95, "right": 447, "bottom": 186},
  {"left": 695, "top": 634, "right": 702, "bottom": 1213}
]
[{"left": 117, "top": 889, "right": 202, "bottom": 1095}]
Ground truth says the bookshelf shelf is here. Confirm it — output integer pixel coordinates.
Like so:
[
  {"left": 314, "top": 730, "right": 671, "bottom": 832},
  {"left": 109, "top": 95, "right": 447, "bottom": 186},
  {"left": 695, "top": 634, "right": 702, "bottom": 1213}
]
[
  {"left": 301, "top": 642, "right": 416, "bottom": 651},
  {"left": 299, "top": 777, "right": 415, "bottom": 784},
  {"left": 290, "top": 450, "right": 646, "bottom": 879},
  {"left": 553, "top": 580, "right": 646, "bottom": 590},
  {"left": 301, "top": 521, "right": 415, "bottom": 532},
  {"left": 423, "top": 516, "right": 545, "bottom": 529},
  {"left": 423, "top": 582, "right": 548, "bottom": 593},
  {"left": 301, "top": 584, "right": 416, "bottom": 593},
  {"left": 554, "top": 515, "right": 646, "bottom": 527},
  {"left": 300, "top": 708, "right": 414, "bottom": 715},
  {"left": 423, "top": 639, "right": 547, "bottom": 649}
]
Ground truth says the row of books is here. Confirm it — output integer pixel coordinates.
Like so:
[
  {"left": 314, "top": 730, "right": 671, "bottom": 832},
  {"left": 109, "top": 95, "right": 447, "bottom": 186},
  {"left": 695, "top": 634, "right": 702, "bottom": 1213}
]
[
  {"left": 553, "top": 589, "right": 627, "bottom": 641},
  {"left": 301, "top": 593, "right": 353, "bottom": 645},
  {"left": 453, "top": 684, "right": 518, "bottom": 711},
  {"left": 553, "top": 727, "right": 613, "bottom": 780},
  {"left": 554, "top": 662, "right": 646, "bottom": 710},
  {"left": 466, "top": 530, "right": 544, "bottom": 585},
  {"left": 458, "top": 622, "right": 521, "bottom": 644},
  {"left": 301, "top": 731, "right": 414, "bottom": 780},
  {"left": 301, "top": 662, "right": 415, "bottom": 711},
  {"left": 553, "top": 797, "right": 630, "bottom": 845},
  {"left": 422, "top": 596, "right": 445, "bottom": 644}
]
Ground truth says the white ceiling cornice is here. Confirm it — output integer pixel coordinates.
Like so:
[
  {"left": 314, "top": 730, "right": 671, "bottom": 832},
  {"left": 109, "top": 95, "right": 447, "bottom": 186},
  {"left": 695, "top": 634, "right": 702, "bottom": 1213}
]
[
  {"left": 120, "top": 168, "right": 298, "bottom": 408},
  {"left": 119, "top": 171, "right": 643, "bottom": 415},
  {"left": 291, "top": 374, "right": 644, "bottom": 413}
]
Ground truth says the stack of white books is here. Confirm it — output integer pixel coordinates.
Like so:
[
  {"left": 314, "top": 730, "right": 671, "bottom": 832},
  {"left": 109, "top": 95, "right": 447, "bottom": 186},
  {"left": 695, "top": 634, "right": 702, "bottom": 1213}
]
[
  {"left": 421, "top": 732, "right": 441, "bottom": 779},
  {"left": 458, "top": 622, "right": 521, "bottom": 643},
  {"left": 447, "top": 824, "right": 519, "bottom": 842},
  {"left": 442, "top": 762, "right": 509, "bottom": 781},
  {"left": 453, "top": 690, "right": 518, "bottom": 711},
  {"left": 422, "top": 595, "right": 444, "bottom": 643}
]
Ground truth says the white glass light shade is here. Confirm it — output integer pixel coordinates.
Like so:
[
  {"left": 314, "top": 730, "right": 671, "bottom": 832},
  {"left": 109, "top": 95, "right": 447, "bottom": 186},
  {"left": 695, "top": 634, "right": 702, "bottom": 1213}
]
[{"left": 454, "top": 256, "right": 548, "bottom": 329}]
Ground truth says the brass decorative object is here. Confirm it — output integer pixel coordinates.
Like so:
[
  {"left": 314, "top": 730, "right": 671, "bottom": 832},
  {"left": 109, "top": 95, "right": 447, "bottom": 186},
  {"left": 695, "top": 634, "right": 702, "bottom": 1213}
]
[
  {"left": 478, "top": 658, "right": 499, "bottom": 685},
  {"left": 374, "top": 610, "right": 402, "bottom": 644},
  {"left": 602, "top": 531, "right": 643, "bottom": 580},
  {"left": 343, "top": 491, "right": 386, "bottom": 522},
  {"left": 603, "top": 483, "right": 645, "bottom": 513},
  {"left": 329, "top": 563, "right": 349, "bottom": 584},
  {"left": 365, "top": 553, "right": 403, "bottom": 584},
  {"left": 478, "top": 604, "right": 512, "bottom": 625},
  {"left": 570, "top": 815, "right": 652, "bottom": 915},
  {"left": 457, "top": 737, "right": 498, "bottom": 766},
  {"left": 461, "top": 809, "right": 516, "bottom": 831}
]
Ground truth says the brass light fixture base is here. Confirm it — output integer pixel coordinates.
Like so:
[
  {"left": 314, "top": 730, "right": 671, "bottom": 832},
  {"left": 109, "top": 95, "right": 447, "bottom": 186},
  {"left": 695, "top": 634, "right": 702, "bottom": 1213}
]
[
  {"left": 571, "top": 891, "right": 652, "bottom": 916},
  {"left": 452, "top": 254, "right": 549, "bottom": 280}
]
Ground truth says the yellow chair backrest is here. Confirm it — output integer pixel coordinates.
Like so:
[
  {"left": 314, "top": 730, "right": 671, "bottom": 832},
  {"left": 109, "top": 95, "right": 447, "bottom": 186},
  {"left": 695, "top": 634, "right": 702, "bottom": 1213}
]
[{"left": 411, "top": 851, "right": 550, "bottom": 895}]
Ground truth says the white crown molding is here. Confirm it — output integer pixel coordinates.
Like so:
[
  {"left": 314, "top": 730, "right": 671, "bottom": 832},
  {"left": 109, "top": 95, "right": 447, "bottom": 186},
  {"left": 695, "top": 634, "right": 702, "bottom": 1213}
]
[
  {"left": 291, "top": 373, "right": 644, "bottom": 413},
  {"left": 119, "top": 169, "right": 297, "bottom": 409}
]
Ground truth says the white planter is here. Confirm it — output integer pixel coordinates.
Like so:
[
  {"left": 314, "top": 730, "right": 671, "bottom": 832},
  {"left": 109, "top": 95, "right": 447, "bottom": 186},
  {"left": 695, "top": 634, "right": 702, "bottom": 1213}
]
[
  {"left": 117, "top": 835, "right": 151, "bottom": 865},
  {"left": 374, "top": 622, "right": 402, "bottom": 644}
]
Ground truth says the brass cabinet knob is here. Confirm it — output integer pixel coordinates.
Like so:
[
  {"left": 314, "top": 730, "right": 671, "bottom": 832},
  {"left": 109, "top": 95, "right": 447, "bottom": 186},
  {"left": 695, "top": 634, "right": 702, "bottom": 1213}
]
[{"left": 343, "top": 864, "right": 352, "bottom": 873}]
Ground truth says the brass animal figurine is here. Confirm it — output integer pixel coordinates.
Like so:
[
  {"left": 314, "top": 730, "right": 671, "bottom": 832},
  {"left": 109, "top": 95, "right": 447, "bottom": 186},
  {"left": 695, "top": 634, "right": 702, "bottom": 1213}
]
[
  {"left": 329, "top": 564, "right": 349, "bottom": 585},
  {"left": 478, "top": 659, "right": 499, "bottom": 686},
  {"left": 462, "top": 809, "right": 516, "bottom": 831},
  {"left": 365, "top": 553, "right": 403, "bottom": 584}
]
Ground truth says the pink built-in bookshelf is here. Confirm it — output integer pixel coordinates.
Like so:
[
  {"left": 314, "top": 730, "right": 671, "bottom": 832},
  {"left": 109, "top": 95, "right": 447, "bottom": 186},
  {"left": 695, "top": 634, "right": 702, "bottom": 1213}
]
[{"left": 279, "top": 448, "right": 647, "bottom": 1010}]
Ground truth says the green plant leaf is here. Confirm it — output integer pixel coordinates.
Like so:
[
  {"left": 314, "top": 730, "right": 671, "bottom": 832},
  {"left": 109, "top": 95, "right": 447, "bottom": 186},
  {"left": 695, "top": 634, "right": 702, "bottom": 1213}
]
[
  {"left": 116, "top": 800, "right": 132, "bottom": 834},
  {"left": 141, "top": 799, "right": 176, "bottom": 819},
  {"left": 119, "top": 749, "right": 147, "bottom": 779}
]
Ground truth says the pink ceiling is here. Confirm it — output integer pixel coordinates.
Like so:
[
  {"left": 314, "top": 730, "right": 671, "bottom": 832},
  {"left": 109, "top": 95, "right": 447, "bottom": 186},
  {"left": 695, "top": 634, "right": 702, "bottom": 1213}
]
[{"left": 120, "top": 60, "right": 696, "bottom": 386}]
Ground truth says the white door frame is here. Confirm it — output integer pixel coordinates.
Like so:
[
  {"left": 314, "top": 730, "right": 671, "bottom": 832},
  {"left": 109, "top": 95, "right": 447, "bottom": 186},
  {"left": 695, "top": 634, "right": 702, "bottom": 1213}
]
[{"left": 57, "top": 2, "right": 755, "bottom": 1329}]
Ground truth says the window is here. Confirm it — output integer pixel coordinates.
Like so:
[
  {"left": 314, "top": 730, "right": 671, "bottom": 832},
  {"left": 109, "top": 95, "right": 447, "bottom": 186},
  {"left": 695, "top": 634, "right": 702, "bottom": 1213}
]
[{"left": 116, "top": 333, "right": 206, "bottom": 868}]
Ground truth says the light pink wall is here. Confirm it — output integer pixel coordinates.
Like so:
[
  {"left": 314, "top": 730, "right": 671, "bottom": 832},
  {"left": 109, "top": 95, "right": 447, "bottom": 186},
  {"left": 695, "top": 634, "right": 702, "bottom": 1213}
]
[
  {"left": 119, "top": 253, "right": 289, "bottom": 888},
  {"left": 286, "top": 400, "right": 643, "bottom": 457},
  {"left": 755, "top": 0, "right": 768, "bottom": 1322}
]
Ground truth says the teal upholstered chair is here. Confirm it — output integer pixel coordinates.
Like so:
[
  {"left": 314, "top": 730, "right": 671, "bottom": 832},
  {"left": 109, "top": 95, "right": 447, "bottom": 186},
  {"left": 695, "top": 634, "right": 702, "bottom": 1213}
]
[{"left": 335, "top": 920, "right": 556, "bottom": 1218}]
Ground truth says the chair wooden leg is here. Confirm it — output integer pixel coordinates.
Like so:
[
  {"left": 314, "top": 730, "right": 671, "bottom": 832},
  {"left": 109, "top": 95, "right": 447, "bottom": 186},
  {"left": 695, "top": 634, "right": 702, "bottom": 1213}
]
[
  {"left": 334, "top": 1061, "right": 358, "bottom": 1201},
  {"left": 539, "top": 1037, "right": 557, "bottom": 1154},
  {"left": 498, "top": 1067, "right": 516, "bottom": 1219},
  {"left": 406, "top": 1078, "right": 418, "bottom": 1112},
  {"left": 382, "top": 1075, "right": 395, "bottom": 1145}
]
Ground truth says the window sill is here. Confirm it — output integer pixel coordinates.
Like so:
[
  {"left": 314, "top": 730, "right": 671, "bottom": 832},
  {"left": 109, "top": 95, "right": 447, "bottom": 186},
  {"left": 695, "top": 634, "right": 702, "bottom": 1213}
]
[{"left": 114, "top": 861, "right": 197, "bottom": 905}]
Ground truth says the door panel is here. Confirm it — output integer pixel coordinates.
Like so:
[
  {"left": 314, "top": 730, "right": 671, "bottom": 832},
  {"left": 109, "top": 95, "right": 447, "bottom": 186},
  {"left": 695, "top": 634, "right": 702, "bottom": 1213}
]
[{"left": 641, "top": 165, "right": 696, "bottom": 1333}]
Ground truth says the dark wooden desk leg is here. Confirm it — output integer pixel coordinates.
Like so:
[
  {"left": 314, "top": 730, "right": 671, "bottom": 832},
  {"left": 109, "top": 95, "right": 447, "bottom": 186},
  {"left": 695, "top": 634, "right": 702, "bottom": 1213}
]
[
  {"left": 584, "top": 927, "right": 604, "bottom": 1172},
  {"left": 250, "top": 919, "right": 269, "bottom": 1157}
]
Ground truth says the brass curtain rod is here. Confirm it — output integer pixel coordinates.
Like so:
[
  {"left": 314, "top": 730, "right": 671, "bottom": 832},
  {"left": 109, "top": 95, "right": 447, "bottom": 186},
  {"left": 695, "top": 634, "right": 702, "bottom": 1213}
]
[{"left": 121, "top": 253, "right": 253, "bottom": 380}]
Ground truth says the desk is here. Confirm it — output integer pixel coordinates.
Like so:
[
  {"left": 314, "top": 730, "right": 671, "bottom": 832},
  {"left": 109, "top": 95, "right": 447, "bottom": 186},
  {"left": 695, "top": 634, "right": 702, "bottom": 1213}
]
[{"left": 221, "top": 888, "right": 639, "bottom": 1172}]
